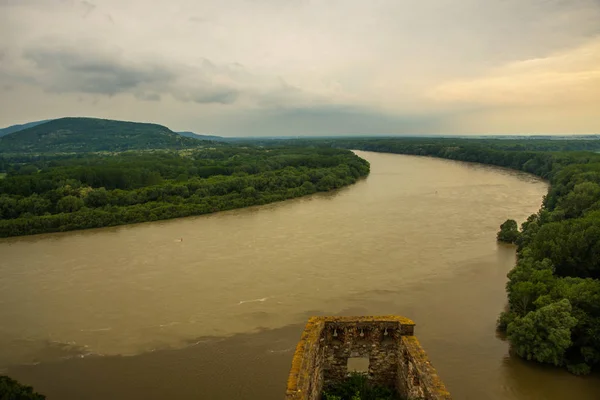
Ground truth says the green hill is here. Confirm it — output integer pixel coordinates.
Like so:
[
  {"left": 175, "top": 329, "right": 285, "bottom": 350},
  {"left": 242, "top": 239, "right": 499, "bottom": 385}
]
[
  {"left": 177, "top": 131, "right": 225, "bottom": 141},
  {"left": 0, "top": 117, "right": 205, "bottom": 153},
  {"left": 0, "top": 120, "right": 52, "bottom": 137}
]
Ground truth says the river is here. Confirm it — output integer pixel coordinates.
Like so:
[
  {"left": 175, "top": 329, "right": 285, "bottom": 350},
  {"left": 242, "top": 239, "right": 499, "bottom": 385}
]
[{"left": 1, "top": 151, "right": 599, "bottom": 399}]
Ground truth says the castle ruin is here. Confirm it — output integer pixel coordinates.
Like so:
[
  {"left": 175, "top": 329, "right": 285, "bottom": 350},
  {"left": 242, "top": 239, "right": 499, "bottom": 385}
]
[{"left": 285, "top": 316, "right": 451, "bottom": 400}]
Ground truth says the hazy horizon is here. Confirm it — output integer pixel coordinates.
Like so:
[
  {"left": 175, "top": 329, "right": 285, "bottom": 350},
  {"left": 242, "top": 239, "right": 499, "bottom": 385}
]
[
  {"left": 1, "top": 116, "right": 600, "bottom": 138},
  {"left": 1, "top": 0, "right": 599, "bottom": 136}
]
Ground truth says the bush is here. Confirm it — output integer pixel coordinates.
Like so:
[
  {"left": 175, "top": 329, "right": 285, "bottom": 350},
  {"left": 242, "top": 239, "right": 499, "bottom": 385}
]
[
  {"left": 497, "top": 310, "right": 516, "bottom": 332},
  {"left": 567, "top": 363, "right": 591, "bottom": 376},
  {"left": 507, "top": 299, "right": 577, "bottom": 366},
  {"left": 0, "top": 376, "right": 45, "bottom": 399},
  {"left": 322, "top": 373, "right": 400, "bottom": 400},
  {"left": 497, "top": 219, "right": 520, "bottom": 243}
]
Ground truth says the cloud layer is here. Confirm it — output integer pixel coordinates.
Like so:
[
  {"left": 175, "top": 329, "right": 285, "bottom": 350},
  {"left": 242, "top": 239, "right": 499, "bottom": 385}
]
[{"left": 1, "top": 0, "right": 599, "bottom": 135}]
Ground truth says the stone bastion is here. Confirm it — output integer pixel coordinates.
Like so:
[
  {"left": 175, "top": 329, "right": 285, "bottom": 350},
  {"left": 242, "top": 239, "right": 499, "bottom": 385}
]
[{"left": 285, "top": 316, "right": 451, "bottom": 400}]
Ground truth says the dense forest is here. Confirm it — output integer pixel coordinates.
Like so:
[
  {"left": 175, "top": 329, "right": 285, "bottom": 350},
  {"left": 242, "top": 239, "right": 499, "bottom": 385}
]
[
  {"left": 0, "top": 146, "right": 369, "bottom": 237},
  {"left": 0, "top": 117, "right": 205, "bottom": 153},
  {"left": 320, "top": 137, "right": 600, "bottom": 375}
]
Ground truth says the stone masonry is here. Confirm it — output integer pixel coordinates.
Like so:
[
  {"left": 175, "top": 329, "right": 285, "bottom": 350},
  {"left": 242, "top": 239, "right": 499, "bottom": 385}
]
[{"left": 285, "top": 316, "right": 451, "bottom": 400}]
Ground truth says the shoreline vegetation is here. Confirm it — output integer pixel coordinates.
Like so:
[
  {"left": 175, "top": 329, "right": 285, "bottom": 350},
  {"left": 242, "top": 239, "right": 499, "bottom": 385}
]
[
  {"left": 323, "top": 138, "right": 600, "bottom": 375},
  {"left": 0, "top": 147, "right": 369, "bottom": 238}
]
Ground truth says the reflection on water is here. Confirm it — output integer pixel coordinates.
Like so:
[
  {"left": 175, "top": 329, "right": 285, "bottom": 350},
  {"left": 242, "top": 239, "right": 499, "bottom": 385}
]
[{"left": 2, "top": 151, "right": 600, "bottom": 399}]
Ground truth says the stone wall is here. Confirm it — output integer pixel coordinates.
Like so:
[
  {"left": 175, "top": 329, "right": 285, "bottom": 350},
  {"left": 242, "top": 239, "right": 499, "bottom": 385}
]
[{"left": 285, "top": 316, "right": 451, "bottom": 400}]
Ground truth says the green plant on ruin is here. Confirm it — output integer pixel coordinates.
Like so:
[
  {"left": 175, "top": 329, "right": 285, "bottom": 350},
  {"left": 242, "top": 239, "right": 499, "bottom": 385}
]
[{"left": 322, "top": 372, "right": 401, "bottom": 400}]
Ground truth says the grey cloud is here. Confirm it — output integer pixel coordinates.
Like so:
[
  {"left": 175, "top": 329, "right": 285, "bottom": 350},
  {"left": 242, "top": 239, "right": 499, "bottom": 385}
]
[
  {"left": 134, "top": 92, "right": 161, "bottom": 101},
  {"left": 0, "top": 0, "right": 94, "bottom": 10},
  {"left": 0, "top": 0, "right": 33, "bottom": 6},
  {"left": 210, "top": 105, "right": 444, "bottom": 136},
  {"left": 13, "top": 47, "right": 327, "bottom": 107},
  {"left": 191, "top": 89, "right": 239, "bottom": 104},
  {"left": 23, "top": 48, "right": 175, "bottom": 96},
  {"left": 17, "top": 47, "right": 247, "bottom": 105},
  {"left": 189, "top": 16, "right": 210, "bottom": 24},
  {"left": 255, "top": 80, "right": 310, "bottom": 109},
  {"left": 171, "top": 86, "right": 240, "bottom": 104},
  {"left": 80, "top": 0, "right": 95, "bottom": 17}
]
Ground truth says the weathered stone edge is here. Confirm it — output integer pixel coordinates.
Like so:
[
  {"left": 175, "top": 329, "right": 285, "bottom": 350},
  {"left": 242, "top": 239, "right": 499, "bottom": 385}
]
[
  {"left": 402, "top": 336, "right": 452, "bottom": 399},
  {"left": 286, "top": 317, "right": 325, "bottom": 397},
  {"left": 315, "top": 315, "right": 416, "bottom": 325}
]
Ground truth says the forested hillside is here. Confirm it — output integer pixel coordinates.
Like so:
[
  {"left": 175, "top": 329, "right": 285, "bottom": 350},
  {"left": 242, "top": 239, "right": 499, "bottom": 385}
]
[
  {"left": 325, "top": 137, "right": 600, "bottom": 375},
  {"left": 0, "top": 147, "right": 369, "bottom": 237},
  {"left": 0, "top": 117, "right": 203, "bottom": 153},
  {"left": 177, "top": 131, "right": 225, "bottom": 141},
  {"left": 0, "top": 120, "right": 51, "bottom": 137}
]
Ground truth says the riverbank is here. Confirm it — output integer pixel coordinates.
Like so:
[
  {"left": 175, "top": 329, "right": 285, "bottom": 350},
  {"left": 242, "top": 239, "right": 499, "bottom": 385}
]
[
  {"left": 0, "top": 147, "right": 369, "bottom": 237},
  {"left": 334, "top": 140, "right": 600, "bottom": 375}
]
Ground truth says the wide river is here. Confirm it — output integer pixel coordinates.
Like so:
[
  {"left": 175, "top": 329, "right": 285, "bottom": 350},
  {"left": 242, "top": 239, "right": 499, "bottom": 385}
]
[{"left": 1, "top": 151, "right": 599, "bottom": 399}]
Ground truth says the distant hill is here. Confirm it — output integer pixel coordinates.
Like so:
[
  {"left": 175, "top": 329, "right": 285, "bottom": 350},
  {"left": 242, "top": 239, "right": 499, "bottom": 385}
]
[
  {"left": 0, "top": 117, "right": 208, "bottom": 153},
  {"left": 177, "top": 131, "right": 225, "bottom": 141},
  {"left": 0, "top": 120, "right": 52, "bottom": 137}
]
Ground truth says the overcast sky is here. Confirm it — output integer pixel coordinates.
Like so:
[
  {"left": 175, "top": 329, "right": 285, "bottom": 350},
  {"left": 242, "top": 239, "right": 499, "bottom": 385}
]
[{"left": 1, "top": 0, "right": 599, "bottom": 136}]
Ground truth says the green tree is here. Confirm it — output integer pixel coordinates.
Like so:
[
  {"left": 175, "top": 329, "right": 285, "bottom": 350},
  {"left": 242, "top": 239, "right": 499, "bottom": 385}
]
[
  {"left": 497, "top": 219, "right": 519, "bottom": 243},
  {"left": 507, "top": 299, "right": 578, "bottom": 366},
  {"left": 0, "top": 375, "right": 45, "bottom": 399},
  {"left": 84, "top": 187, "right": 109, "bottom": 208},
  {"left": 0, "top": 195, "right": 19, "bottom": 219},
  {"left": 16, "top": 165, "right": 38, "bottom": 175},
  {"left": 17, "top": 194, "right": 51, "bottom": 217},
  {"left": 557, "top": 182, "right": 600, "bottom": 219},
  {"left": 57, "top": 195, "right": 84, "bottom": 213}
]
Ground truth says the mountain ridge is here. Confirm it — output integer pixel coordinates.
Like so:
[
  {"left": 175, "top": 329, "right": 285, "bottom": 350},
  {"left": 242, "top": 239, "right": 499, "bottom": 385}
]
[
  {"left": 177, "top": 131, "right": 224, "bottom": 141},
  {"left": 0, "top": 120, "right": 53, "bottom": 137},
  {"left": 0, "top": 117, "right": 210, "bottom": 153}
]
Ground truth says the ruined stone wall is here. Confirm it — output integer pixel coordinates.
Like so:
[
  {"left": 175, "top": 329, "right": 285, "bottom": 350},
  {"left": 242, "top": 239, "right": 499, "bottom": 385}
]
[
  {"left": 285, "top": 318, "right": 326, "bottom": 400},
  {"left": 285, "top": 316, "right": 451, "bottom": 400},
  {"left": 397, "top": 336, "right": 452, "bottom": 400}
]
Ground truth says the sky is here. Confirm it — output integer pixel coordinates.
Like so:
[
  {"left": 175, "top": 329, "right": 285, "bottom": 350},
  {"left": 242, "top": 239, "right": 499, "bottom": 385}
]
[{"left": 0, "top": 0, "right": 599, "bottom": 136}]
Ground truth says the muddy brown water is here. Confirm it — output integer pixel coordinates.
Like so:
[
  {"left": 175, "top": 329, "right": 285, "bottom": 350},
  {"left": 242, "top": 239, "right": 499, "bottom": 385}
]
[{"left": 1, "top": 151, "right": 599, "bottom": 399}]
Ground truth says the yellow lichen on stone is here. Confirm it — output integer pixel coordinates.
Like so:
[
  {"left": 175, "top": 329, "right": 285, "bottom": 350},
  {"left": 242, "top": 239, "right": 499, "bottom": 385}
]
[
  {"left": 402, "top": 336, "right": 451, "bottom": 399},
  {"left": 319, "top": 315, "right": 415, "bottom": 326},
  {"left": 286, "top": 317, "right": 324, "bottom": 395}
]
